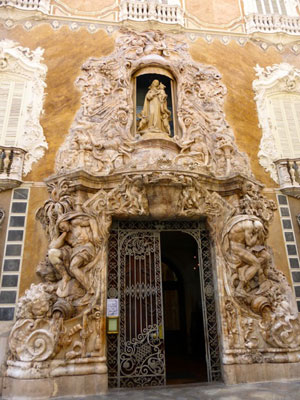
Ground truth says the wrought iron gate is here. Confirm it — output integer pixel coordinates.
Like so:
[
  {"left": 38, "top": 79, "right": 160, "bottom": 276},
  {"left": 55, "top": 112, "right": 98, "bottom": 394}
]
[{"left": 107, "top": 220, "right": 221, "bottom": 388}]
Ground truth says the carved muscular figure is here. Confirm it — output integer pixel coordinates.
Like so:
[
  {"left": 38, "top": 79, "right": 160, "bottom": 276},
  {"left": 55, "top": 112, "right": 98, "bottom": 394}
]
[
  {"left": 49, "top": 213, "right": 99, "bottom": 296},
  {"left": 228, "top": 219, "right": 270, "bottom": 292}
]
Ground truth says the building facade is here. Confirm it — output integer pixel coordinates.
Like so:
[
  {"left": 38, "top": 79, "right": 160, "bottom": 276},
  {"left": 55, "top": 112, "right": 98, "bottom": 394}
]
[{"left": 1, "top": 0, "right": 300, "bottom": 398}]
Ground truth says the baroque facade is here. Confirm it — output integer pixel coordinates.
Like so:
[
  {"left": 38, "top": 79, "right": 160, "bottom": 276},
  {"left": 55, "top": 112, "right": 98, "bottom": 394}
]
[{"left": 1, "top": 0, "right": 300, "bottom": 398}]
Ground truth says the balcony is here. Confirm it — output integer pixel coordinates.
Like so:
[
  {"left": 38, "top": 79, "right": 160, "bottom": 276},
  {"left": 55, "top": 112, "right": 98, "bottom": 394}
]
[
  {"left": 119, "top": 0, "right": 184, "bottom": 26},
  {"left": 245, "top": 13, "right": 300, "bottom": 35},
  {"left": 274, "top": 158, "right": 300, "bottom": 198},
  {"left": 0, "top": 146, "right": 26, "bottom": 192},
  {"left": 0, "top": 0, "right": 50, "bottom": 14}
]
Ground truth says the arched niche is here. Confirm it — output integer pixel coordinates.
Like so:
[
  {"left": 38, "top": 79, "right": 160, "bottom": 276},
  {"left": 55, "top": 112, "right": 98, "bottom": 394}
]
[{"left": 132, "top": 66, "right": 178, "bottom": 137}]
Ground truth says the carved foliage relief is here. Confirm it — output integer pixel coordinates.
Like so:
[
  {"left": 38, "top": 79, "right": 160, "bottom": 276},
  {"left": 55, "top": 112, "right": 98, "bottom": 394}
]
[
  {"left": 55, "top": 29, "right": 252, "bottom": 178},
  {"left": 222, "top": 181, "right": 300, "bottom": 363},
  {"left": 6, "top": 30, "right": 300, "bottom": 382}
]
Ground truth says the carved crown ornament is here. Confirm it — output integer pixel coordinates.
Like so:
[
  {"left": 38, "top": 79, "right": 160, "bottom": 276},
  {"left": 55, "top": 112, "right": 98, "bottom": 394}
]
[
  {"left": 6, "top": 30, "right": 300, "bottom": 389},
  {"left": 0, "top": 40, "right": 48, "bottom": 182}
]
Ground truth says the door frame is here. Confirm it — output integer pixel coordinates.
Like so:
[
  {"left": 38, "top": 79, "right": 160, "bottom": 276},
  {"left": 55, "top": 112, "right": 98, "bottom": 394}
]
[{"left": 107, "top": 220, "right": 221, "bottom": 388}]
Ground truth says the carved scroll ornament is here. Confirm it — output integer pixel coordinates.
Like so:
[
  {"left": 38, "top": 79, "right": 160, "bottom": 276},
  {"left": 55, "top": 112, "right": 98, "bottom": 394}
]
[
  {"left": 7, "top": 30, "right": 300, "bottom": 384},
  {"left": 222, "top": 183, "right": 300, "bottom": 362},
  {"left": 55, "top": 29, "right": 252, "bottom": 179}
]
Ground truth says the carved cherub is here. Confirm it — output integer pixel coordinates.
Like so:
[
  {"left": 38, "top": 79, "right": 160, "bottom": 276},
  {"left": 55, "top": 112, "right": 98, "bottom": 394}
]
[{"left": 176, "top": 133, "right": 210, "bottom": 167}]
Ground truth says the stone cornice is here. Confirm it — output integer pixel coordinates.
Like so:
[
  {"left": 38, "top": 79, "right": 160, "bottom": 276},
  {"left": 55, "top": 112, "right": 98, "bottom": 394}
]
[{"left": 46, "top": 169, "right": 263, "bottom": 196}]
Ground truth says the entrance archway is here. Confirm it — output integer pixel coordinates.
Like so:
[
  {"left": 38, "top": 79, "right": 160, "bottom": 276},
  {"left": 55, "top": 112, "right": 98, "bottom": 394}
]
[
  {"left": 161, "top": 231, "right": 207, "bottom": 384},
  {"left": 107, "top": 220, "right": 221, "bottom": 388}
]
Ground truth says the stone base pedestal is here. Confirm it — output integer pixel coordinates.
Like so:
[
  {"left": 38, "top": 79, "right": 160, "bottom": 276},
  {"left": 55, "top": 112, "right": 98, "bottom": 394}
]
[
  {"left": 223, "top": 362, "right": 300, "bottom": 384},
  {"left": 2, "top": 373, "right": 107, "bottom": 399}
]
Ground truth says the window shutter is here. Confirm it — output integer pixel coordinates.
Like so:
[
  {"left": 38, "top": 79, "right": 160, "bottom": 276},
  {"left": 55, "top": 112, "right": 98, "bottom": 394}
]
[
  {"left": 278, "top": 0, "right": 287, "bottom": 14},
  {"left": 256, "top": 0, "right": 264, "bottom": 13},
  {"left": 271, "top": 0, "right": 279, "bottom": 13},
  {"left": 270, "top": 95, "right": 300, "bottom": 158},
  {"left": 264, "top": 0, "right": 271, "bottom": 13},
  {"left": 0, "top": 80, "right": 26, "bottom": 147},
  {"left": 255, "top": 0, "right": 288, "bottom": 15},
  {"left": 0, "top": 81, "right": 12, "bottom": 144}
]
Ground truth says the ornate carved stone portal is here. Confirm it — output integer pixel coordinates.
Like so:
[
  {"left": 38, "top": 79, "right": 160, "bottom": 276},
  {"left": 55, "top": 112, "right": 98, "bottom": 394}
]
[{"left": 4, "top": 29, "right": 300, "bottom": 398}]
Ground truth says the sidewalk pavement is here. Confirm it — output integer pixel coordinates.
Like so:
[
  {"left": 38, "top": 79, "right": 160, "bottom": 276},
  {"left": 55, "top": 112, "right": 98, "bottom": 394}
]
[{"left": 54, "top": 380, "right": 300, "bottom": 400}]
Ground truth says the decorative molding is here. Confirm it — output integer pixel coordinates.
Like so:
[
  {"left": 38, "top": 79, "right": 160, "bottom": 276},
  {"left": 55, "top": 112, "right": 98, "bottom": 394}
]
[
  {"left": 55, "top": 28, "right": 252, "bottom": 180},
  {"left": 253, "top": 63, "right": 300, "bottom": 182},
  {"left": 4, "top": 31, "right": 300, "bottom": 397},
  {"left": 50, "top": 0, "right": 118, "bottom": 21},
  {"left": 0, "top": 39, "right": 48, "bottom": 176}
]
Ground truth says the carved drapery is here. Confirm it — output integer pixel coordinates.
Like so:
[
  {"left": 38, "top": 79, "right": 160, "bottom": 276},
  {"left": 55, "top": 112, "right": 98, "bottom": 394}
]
[{"left": 6, "top": 30, "right": 300, "bottom": 386}]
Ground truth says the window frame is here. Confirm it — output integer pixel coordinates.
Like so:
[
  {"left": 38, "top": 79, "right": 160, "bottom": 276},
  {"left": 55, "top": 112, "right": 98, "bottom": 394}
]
[
  {"left": 253, "top": 63, "right": 300, "bottom": 182},
  {"left": 0, "top": 40, "right": 47, "bottom": 176}
]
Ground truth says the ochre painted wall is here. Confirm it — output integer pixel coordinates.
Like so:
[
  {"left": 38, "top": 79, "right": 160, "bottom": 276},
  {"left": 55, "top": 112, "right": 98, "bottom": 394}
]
[
  {"left": 1, "top": 25, "right": 299, "bottom": 187},
  {"left": 54, "top": 0, "right": 116, "bottom": 12},
  {"left": 0, "top": 25, "right": 115, "bottom": 182},
  {"left": 186, "top": 0, "right": 241, "bottom": 25},
  {"left": 0, "top": 23, "right": 298, "bottom": 292}
]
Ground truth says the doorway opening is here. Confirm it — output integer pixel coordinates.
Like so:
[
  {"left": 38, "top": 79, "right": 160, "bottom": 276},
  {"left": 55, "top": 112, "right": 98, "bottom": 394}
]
[
  {"left": 161, "top": 231, "right": 207, "bottom": 385},
  {"left": 107, "top": 220, "right": 221, "bottom": 388}
]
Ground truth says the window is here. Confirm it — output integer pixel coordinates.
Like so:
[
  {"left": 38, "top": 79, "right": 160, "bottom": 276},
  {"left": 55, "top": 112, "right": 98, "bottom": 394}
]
[
  {"left": 243, "top": 0, "right": 298, "bottom": 16},
  {"left": 253, "top": 63, "right": 300, "bottom": 183},
  {"left": 267, "top": 94, "right": 300, "bottom": 158},
  {"left": 0, "top": 40, "right": 47, "bottom": 176},
  {"left": 255, "top": 0, "right": 287, "bottom": 15},
  {"left": 0, "top": 78, "right": 27, "bottom": 147}
]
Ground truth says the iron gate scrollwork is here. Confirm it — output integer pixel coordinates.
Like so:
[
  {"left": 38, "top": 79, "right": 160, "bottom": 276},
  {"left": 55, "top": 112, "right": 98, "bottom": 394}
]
[
  {"left": 108, "top": 227, "right": 165, "bottom": 388},
  {"left": 107, "top": 220, "right": 221, "bottom": 388}
]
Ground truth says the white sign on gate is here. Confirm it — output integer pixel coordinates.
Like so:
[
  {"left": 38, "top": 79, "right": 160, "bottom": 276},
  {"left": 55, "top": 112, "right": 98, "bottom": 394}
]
[{"left": 107, "top": 298, "right": 119, "bottom": 317}]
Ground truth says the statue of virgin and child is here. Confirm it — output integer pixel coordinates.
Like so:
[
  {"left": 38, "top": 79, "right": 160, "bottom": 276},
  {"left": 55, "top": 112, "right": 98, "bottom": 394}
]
[{"left": 137, "top": 79, "right": 171, "bottom": 137}]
